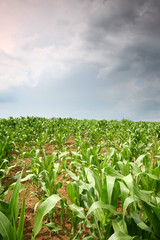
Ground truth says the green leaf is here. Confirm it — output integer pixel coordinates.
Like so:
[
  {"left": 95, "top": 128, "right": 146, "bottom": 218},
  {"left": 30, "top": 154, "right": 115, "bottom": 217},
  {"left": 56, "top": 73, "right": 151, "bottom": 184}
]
[
  {"left": 123, "top": 174, "right": 134, "bottom": 194},
  {"left": 105, "top": 167, "right": 123, "bottom": 179},
  {"left": 8, "top": 174, "right": 21, "bottom": 226},
  {"left": 141, "top": 201, "right": 160, "bottom": 236},
  {"left": 107, "top": 175, "right": 115, "bottom": 204},
  {"left": 85, "top": 168, "right": 95, "bottom": 186},
  {"left": 119, "top": 182, "right": 129, "bottom": 204},
  {"left": 69, "top": 204, "right": 86, "bottom": 219},
  {"left": 66, "top": 168, "right": 79, "bottom": 181},
  {"left": 45, "top": 222, "right": 61, "bottom": 232},
  {"left": 21, "top": 174, "right": 35, "bottom": 182},
  {"left": 87, "top": 201, "right": 118, "bottom": 216},
  {"left": 0, "top": 211, "right": 14, "bottom": 240},
  {"left": 102, "top": 148, "right": 116, "bottom": 167},
  {"left": 130, "top": 212, "right": 153, "bottom": 233},
  {"left": 112, "top": 217, "right": 128, "bottom": 234},
  {"left": 0, "top": 200, "right": 9, "bottom": 213},
  {"left": 122, "top": 196, "right": 134, "bottom": 218},
  {"left": 108, "top": 231, "right": 135, "bottom": 240},
  {"left": 83, "top": 236, "right": 96, "bottom": 240},
  {"left": 108, "top": 148, "right": 116, "bottom": 161},
  {"left": 33, "top": 194, "right": 61, "bottom": 237},
  {"left": 68, "top": 183, "right": 77, "bottom": 204},
  {"left": 55, "top": 182, "right": 63, "bottom": 192},
  {"left": 16, "top": 196, "right": 25, "bottom": 240},
  {"left": 135, "top": 155, "right": 146, "bottom": 166},
  {"left": 23, "top": 152, "right": 33, "bottom": 159}
]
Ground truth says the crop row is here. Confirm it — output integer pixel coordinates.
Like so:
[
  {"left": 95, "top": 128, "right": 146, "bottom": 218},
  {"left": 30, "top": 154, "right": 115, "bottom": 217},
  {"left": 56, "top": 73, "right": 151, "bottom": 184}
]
[{"left": 0, "top": 117, "right": 160, "bottom": 239}]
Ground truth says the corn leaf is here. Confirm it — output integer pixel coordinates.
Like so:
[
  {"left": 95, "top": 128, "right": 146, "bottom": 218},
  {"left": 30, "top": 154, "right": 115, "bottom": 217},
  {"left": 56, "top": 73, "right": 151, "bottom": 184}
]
[
  {"left": 141, "top": 201, "right": 160, "bottom": 236},
  {"left": 16, "top": 196, "right": 25, "bottom": 240},
  {"left": 112, "top": 217, "right": 128, "bottom": 234},
  {"left": 45, "top": 222, "right": 61, "bottom": 232},
  {"left": 130, "top": 212, "right": 153, "bottom": 233},
  {"left": 107, "top": 175, "right": 115, "bottom": 204},
  {"left": 33, "top": 194, "right": 61, "bottom": 237},
  {"left": 87, "top": 201, "right": 118, "bottom": 216},
  {"left": 122, "top": 196, "right": 134, "bottom": 218},
  {"left": 0, "top": 211, "right": 14, "bottom": 240},
  {"left": 108, "top": 231, "right": 135, "bottom": 240},
  {"left": 69, "top": 204, "right": 86, "bottom": 219},
  {"left": 8, "top": 174, "right": 21, "bottom": 226}
]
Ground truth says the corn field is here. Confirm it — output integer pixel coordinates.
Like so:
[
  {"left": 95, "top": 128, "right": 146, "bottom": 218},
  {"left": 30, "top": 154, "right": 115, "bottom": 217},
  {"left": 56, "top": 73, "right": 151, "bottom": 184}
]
[{"left": 0, "top": 117, "right": 160, "bottom": 239}]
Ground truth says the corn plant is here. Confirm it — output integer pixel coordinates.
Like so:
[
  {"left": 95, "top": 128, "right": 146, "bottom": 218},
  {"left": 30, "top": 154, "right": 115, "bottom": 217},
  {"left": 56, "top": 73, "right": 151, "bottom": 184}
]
[
  {"left": 0, "top": 174, "right": 25, "bottom": 240},
  {"left": 23, "top": 150, "right": 62, "bottom": 199},
  {"left": 0, "top": 160, "right": 14, "bottom": 200},
  {"left": 31, "top": 194, "right": 61, "bottom": 240},
  {"left": 1, "top": 117, "right": 160, "bottom": 239},
  {"left": 64, "top": 147, "right": 160, "bottom": 239},
  {"left": 0, "top": 139, "right": 13, "bottom": 164},
  {"left": 66, "top": 166, "right": 120, "bottom": 239}
]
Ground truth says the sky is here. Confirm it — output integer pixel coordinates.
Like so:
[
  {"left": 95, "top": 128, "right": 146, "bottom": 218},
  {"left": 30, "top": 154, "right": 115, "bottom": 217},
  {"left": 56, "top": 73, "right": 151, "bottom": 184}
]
[{"left": 0, "top": 0, "right": 160, "bottom": 121}]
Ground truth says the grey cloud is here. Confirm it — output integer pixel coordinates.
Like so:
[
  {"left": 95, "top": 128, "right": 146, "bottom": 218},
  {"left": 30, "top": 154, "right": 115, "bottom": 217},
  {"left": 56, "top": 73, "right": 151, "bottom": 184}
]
[
  {"left": 56, "top": 19, "right": 69, "bottom": 26},
  {"left": 138, "top": 99, "right": 160, "bottom": 112},
  {"left": 79, "top": 0, "right": 160, "bottom": 98},
  {"left": 82, "top": 0, "right": 160, "bottom": 49},
  {"left": 91, "top": 1, "right": 138, "bottom": 30},
  {"left": 131, "top": 98, "right": 160, "bottom": 121},
  {"left": 82, "top": 0, "right": 139, "bottom": 45},
  {"left": 1, "top": 0, "right": 160, "bottom": 121},
  {"left": 113, "top": 43, "right": 160, "bottom": 79}
]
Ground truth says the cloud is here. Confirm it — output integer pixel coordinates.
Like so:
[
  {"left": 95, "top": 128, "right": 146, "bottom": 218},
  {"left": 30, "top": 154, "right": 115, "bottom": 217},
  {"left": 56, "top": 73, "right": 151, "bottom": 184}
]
[
  {"left": 0, "top": 0, "right": 160, "bottom": 120},
  {"left": 0, "top": 50, "right": 35, "bottom": 91}
]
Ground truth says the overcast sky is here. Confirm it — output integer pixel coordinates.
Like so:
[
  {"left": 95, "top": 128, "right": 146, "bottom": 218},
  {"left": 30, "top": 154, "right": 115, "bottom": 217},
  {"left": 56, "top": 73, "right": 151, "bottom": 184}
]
[{"left": 0, "top": 0, "right": 160, "bottom": 121}]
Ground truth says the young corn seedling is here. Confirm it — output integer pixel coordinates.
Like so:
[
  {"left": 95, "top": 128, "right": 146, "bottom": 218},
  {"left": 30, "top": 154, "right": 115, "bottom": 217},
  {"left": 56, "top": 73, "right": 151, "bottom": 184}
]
[
  {"left": 0, "top": 159, "right": 15, "bottom": 200},
  {"left": 66, "top": 166, "right": 120, "bottom": 239},
  {"left": 24, "top": 150, "right": 62, "bottom": 199},
  {"left": 0, "top": 174, "right": 25, "bottom": 240},
  {"left": 31, "top": 194, "right": 61, "bottom": 240}
]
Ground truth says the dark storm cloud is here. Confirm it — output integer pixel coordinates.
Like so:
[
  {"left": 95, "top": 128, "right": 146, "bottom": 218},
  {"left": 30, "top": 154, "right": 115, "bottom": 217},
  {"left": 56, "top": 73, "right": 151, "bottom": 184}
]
[
  {"left": 83, "top": 0, "right": 160, "bottom": 41},
  {"left": 81, "top": 0, "right": 160, "bottom": 70},
  {"left": 79, "top": 0, "right": 160, "bottom": 120},
  {"left": 90, "top": 1, "right": 138, "bottom": 31},
  {"left": 109, "top": 41, "right": 160, "bottom": 81}
]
